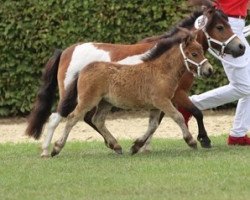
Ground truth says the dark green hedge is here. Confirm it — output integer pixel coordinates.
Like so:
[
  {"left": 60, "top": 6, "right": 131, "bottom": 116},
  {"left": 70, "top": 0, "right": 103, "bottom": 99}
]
[{"left": 0, "top": 0, "right": 241, "bottom": 116}]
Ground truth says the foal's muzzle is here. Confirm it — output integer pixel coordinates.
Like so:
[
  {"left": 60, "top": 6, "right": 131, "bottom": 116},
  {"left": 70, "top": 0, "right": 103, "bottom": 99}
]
[{"left": 200, "top": 62, "right": 213, "bottom": 78}]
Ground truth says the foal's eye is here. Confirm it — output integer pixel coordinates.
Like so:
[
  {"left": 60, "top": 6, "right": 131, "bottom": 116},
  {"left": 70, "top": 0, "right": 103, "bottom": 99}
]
[
  {"left": 192, "top": 53, "right": 197, "bottom": 57},
  {"left": 216, "top": 25, "right": 224, "bottom": 31}
]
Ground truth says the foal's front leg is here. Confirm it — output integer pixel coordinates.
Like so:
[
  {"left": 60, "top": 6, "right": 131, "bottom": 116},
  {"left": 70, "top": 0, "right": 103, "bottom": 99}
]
[{"left": 155, "top": 99, "right": 197, "bottom": 149}]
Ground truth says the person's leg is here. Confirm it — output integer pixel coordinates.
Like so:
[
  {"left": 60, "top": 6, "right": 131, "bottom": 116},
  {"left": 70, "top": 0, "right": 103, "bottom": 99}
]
[
  {"left": 231, "top": 96, "right": 250, "bottom": 137},
  {"left": 228, "top": 96, "right": 250, "bottom": 145},
  {"left": 190, "top": 84, "right": 242, "bottom": 110}
]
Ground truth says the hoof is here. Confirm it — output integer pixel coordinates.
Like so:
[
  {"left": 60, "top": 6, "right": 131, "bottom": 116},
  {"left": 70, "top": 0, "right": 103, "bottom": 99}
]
[
  {"left": 41, "top": 153, "right": 50, "bottom": 158},
  {"left": 184, "top": 136, "right": 197, "bottom": 149},
  {"left": 189, "top": 141, "right": 198, "bottom": 149},
  {"left": 41, "top": 150, "right": 50, "bottom": 158},
  {"left": 51, "top": 149, "right": 60, "bottom": 157},
  {"left": 130, "top": 144, "right": 141, "bottom": 155},
  {"left": 131, "top": 140, "right": 145, "bottom": 155},
  {"left": 114, "top": 144, "right": 123, "bottom": 155},
  {"left": 198, "top": 137, "right": 212, "bottom": 148}
]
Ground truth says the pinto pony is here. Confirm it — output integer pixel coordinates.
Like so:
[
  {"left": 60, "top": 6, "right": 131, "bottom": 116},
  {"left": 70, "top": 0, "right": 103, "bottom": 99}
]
[
  {"left": 26, "top": 0, "right": 245, "bottom": 157},
  {"left": 50, "top": 30, "right": 213, "bottom": 156}
]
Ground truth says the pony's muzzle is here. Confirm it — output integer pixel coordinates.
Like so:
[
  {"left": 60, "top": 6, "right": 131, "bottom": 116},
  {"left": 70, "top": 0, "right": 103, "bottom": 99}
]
[
  {"left": 226, "top": 37, "right": 246, "bottom": 58},
  {"left": 201, "top": 62, "right": 213, "bottom": 78}
]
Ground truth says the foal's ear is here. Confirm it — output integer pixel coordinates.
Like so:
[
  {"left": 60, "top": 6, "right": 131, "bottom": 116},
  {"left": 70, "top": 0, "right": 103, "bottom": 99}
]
[
  {"left": 183, "top": 35, "right": 194, "bottom": 47},
  {"left": 177, "top": 27, "right": 195, "bottom": 46}
]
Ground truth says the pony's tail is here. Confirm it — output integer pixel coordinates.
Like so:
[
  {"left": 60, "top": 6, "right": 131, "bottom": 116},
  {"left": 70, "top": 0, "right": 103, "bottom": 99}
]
[{"left": 25, "top": 49, "right": 62, "bottom": 139}]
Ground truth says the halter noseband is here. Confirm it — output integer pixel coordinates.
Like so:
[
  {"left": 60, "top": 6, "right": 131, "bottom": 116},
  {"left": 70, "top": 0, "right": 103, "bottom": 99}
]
[
  {"left": 203, "top": 30, "right": 237, "bottom": 57},
  {"left": 180, "top": 43, "right": 208, "bottom": 77}
]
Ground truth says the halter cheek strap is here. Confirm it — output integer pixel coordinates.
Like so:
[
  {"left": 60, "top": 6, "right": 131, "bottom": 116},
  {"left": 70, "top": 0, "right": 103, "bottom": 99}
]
[
  {"left": 203, "top": 30, "right": 237, "bottom": 56},
  {"left": 180, "top": 43, "right": 208, "bottom": 77},
  {"left": 202, "top": 28, "right": 250, "bottom": 67}
]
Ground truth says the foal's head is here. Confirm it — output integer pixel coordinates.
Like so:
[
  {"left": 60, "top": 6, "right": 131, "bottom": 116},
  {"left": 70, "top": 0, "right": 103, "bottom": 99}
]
[
  {"left": 180, "top": 30, "right": 213, "bottom": 77},
  {"left": 192, "top": 0, "right": 245, "bottom": 57}
]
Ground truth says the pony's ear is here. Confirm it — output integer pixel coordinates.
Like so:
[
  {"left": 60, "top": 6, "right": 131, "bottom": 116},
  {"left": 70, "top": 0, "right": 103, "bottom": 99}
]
[
  {"left": 183, "top": 34, "right": 194, "bottom": 47},
  {"left": 202, "top": 5, "right": 215, "bottom": 18},
  {"left": 177, "top": 27, "right": 195, "bottom": 46},
  {"left": 188, "top": 0, "right": 214, "bottom": 17},
  {"left": 188, "top": 0, "right": 213, "bottom": 8}
]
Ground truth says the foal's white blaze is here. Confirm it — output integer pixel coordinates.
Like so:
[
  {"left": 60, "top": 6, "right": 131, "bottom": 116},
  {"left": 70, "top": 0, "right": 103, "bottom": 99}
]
[{"left": 64, "top": 43, "right": 111, "bottom": 89}]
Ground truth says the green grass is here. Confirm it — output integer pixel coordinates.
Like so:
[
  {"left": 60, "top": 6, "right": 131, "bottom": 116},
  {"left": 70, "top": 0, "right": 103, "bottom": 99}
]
[{"left": 1, "top": 135, "right": 250, "bottom": 200}]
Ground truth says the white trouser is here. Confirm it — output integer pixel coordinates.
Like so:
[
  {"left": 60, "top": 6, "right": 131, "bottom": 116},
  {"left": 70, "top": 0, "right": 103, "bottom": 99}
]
[{"left": 190, "top": 17, "right": 250, "bottom": 137}]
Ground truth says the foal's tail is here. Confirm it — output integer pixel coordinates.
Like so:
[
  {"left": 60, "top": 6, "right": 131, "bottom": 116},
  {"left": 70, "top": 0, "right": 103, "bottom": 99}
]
[{"left": 25, "top": 49, "right": 62, "bottom": 139}]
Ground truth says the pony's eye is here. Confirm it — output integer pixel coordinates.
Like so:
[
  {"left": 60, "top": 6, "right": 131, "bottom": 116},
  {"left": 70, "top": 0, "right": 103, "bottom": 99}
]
[
  {"left": 192, "top": 53, "right": 197, "bottom": 57},
  {"left": 216, "top": 25, "right": 224, "bottom": 31}
]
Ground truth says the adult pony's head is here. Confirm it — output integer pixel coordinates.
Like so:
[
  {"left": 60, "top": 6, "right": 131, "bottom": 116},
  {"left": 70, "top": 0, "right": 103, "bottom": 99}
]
[
  {"left": 190, "top": 0, "right": 245, "bottom": 57},
  {"left": 140, "top": 0, "right": 245, "bottom": 58}
]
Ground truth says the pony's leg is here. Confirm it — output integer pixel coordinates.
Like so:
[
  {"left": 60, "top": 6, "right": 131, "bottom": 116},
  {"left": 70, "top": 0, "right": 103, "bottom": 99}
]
[
  {"left": 92, "top": 101, "right": 122, "bottom": 154},
  {"left": 155, "top": 99, "right": 197, "bottom": 148},
  {"left": 51, "top": 106, "right": 87, "bottom": 157},
  {"left": 41, "top": 113, "right": 62, "bottom": 157},
  {"left": 131, "top": 109, "right": 161, "bottom": 154},
  {"left": 84, "top": 103, "right": 114, "bottom": 149},
  {"left": 140, "top": 112, "right": 165, "bottom": 153},
  {"left": 173, "top": 91, "right": 211, "bottom": 148},
  {"left": 189, "top": 105, "right": 211, "bottom": 148}
]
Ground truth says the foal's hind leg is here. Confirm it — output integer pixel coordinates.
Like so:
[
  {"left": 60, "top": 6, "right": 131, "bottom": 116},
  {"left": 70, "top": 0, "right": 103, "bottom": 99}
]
[
  {"left": 41, "top": 113, "right": 62, "bottom": 157},
  {"left": 51, "top": 106, "right": 88, "bottom": 157},
  {"left": 92, "top": 101, "right": 122, "bottom": 154},
  {"left": 154, "top": 99, "right": 197, "bottom": 149},
  {"left": 131, "top": 109, "right": 161, "bottom": 154},
  {"left": 140, "top": 112, "right": 165, "bottom": 153}
]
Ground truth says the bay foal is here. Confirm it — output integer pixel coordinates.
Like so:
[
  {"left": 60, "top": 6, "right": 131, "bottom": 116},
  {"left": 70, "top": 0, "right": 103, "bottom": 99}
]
[{"left": 51, "top": 31, "right": 213, "bottom": 156}]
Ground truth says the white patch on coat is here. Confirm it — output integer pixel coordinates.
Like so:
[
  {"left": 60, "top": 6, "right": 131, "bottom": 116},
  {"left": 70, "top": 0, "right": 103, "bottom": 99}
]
[
  {"left": 117, "top": 54, "right": 145, "bottom": 65},
  {"left": 64, "top": 43, "right": 154, "bottom": 89},
  {"left": 117, "top": 48, "right": 153, "bottom": 65},
  {"left": 64, "top": 43, "right": 111, "bottom": 88}
]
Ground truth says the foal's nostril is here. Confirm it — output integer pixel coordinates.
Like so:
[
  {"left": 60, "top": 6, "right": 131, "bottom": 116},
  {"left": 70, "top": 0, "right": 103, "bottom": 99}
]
[
  {"left": 204, "top": 67, "right": 213, "bottom": 77},
  {"left": 209, "top": 68, "right": 213, "bottom": 75}
]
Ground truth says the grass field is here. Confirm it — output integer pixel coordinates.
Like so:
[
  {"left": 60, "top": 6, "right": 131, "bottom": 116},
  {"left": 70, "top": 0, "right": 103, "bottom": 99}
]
[{"left": 1, "top": 135, "right": 250, "bottom": 200}]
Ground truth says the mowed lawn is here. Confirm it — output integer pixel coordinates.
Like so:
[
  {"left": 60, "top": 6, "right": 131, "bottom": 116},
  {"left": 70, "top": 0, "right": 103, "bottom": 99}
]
[{"left": 1, "top": 136, "right": 250, "bottom": 200}]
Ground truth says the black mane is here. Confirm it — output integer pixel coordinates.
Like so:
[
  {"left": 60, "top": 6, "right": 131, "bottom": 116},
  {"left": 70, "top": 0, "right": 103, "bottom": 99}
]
[
  {"left": 142, "top": 36, "right": 182, "bottom": 61},
  {"left": 140, "top": 8, "right": 228, "bottom": 43},
  {"left": 164, "top": 10, "right": 203, "bottom": 38}
]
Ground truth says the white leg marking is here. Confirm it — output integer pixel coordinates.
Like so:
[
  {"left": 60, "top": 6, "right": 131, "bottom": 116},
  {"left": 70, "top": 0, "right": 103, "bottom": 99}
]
[{"left": 41, "top": 113, "right": 62, "bottom": 157}]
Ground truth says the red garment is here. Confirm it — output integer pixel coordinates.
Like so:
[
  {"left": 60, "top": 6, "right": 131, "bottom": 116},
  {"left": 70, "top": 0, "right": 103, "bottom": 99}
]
[{"left": 215, "top": 0, "right": 249, "bottom": 17}]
